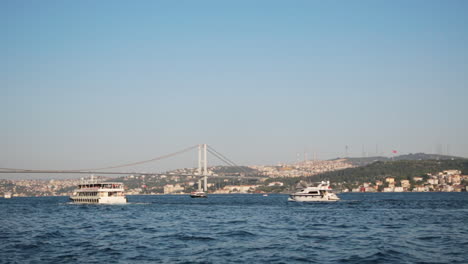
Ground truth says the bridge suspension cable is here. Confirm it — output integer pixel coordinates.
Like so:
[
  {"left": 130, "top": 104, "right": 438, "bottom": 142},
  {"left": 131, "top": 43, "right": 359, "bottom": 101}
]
[
  {"left": 0, "top": 145, "right": 199, "bottom": 173},
  {"left": 207, "top": 145, "right": 251, "bottom": 176}
]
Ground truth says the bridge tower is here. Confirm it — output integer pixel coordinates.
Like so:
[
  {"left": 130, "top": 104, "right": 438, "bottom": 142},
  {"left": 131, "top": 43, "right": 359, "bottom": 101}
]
[{"left": 198, "top": 144, "right": 208, "bottom": 191}]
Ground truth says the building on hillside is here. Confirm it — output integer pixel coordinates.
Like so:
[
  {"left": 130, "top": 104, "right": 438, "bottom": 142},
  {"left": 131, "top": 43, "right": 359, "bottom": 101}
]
[
  {"left": 438, "top": 177, "right": 446, "bottom": 185},
  {"left": 213, "top": 188, "right": 230, "bottom": 194},
  {"left": 442, "top": 185, "right": 454, "bottom": 192},
  {"left": 413, "top": 186, "right": 429, "bottom": 192},
  {"left": 127, "top": 188, "right": 142, "bottom": 195},
  {"left": 164, "top": 184, "right": 184, "bottom": 194},
  {"left": 218, "top": 185, "right": 259, "bottom": 193},
  {"left": 441, "top": 170, "right": 461, "bottom": 176},
  {"left": 449, "top": 174, "right": 461, "bottom": 185},
  {"left": 428, "top": 178, "right": 438, "bottom": 185},
  {"left": 268, "top": 182, "right": 284, "bottom": 187},
  {"left": 401, "top": 180, "right": 411, "bottom": 188},
  {"left": 385, "top": 177, "right": 395, "bottom": 184}
]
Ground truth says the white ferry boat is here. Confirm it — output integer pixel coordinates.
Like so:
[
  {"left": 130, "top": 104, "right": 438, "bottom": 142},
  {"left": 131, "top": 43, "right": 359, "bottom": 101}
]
[
  {"left": 70, "top": 176, "right": 127, "bottom": 204},
  {"left": 288, "top": 181, "right": 340, "bottom": 202}
]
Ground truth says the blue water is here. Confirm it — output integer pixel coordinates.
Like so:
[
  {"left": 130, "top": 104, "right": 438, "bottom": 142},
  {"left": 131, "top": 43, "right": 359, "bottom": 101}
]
[{"left": 1, "top": 193, "right": 467, "bottom": 263}]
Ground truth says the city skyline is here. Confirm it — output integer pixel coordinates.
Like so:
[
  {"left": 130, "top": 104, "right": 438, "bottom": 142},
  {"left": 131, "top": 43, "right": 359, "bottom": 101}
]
[{"left": 2, "top": 1, "right": 468, "bottom": 177}]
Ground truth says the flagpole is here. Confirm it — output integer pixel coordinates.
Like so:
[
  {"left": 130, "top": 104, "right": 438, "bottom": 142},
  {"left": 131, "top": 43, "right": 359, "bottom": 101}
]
[{"left": 391, "top": 150, "right": 397, "bottom": 161}]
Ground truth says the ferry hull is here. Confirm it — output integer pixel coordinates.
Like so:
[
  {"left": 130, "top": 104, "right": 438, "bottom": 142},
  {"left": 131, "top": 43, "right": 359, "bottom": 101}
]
[{"left": 70, "top": 196, "right": 127, "bottom": 204}]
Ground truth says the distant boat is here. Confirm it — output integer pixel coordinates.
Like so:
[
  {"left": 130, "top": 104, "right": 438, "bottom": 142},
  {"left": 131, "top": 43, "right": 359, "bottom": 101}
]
[
  {"left": 4, "top": 192, "right": 12, "bottom": 199},
  {"left": 190, "top": 191, "right": 207, "bottom": 198},
  {"left": 288, "top": 181, "right": 340, "bottom": 202},
  {"left": 191, "top": 175, "right": 208, "bottom": 198},
  {"left": 263, "top": 194, "right": 268, "bottom": 197},
  {"left": 70, "top": 175, "right": 127, "bottom": 204}
]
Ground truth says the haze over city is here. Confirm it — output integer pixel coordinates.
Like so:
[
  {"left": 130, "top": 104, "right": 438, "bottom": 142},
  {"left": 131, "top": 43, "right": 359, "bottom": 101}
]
[{"left": 2, "top": 0, "right": 468, "bottom": 178}]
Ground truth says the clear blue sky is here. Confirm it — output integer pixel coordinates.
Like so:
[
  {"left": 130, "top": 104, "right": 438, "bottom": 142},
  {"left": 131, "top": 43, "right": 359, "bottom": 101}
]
[{"left": 2, "top": 0, "right": 468, "bottom": 177}]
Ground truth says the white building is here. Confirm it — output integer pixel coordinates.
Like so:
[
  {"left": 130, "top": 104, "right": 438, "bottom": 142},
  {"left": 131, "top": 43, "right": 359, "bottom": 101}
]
[
  {"left": 442, "top": 170, "right": 461, "bottom": 176},
  {"left": 268, "top": 182, "right": 284, "bottom": 187},
  {"left": 383, "top": 187, "right": 394, "bottom": 192},
  {"left": 164, "top": 184, "right": 184, "bottom": 194},
  {"left": 428, "top": 178, "right": 438, "bottom": 185},
  {"left": 220, "top": 185, "right": 259, "bottom": 193}
]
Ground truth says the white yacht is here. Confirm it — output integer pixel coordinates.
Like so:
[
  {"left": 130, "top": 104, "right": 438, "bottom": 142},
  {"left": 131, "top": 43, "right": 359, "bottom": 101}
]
[
  {"left": 70, "top": 176, "right": 127, "bottom": 204},
  {"left": 4, "top": 192, "right": 12, "bottom": 199},
  {"left": 288, "top": 181, "right": 340, "bottom": 202}
]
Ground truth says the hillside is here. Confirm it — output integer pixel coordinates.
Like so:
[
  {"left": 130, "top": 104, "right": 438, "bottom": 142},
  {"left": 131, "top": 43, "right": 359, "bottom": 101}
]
[
  {"left": 344, "top": 153, "right": 463, "bottom": 166},
  {"left": 308, "top": 159, "right": 468, "bottom": 186},
  {"left": 211, "top": 166, "right": 260, "bottom": 175}
]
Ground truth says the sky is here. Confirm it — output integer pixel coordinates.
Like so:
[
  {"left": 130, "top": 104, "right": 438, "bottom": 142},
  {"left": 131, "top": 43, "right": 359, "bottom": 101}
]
[{"left": 2, "top": 0, "right": 468, "bottom": 178}]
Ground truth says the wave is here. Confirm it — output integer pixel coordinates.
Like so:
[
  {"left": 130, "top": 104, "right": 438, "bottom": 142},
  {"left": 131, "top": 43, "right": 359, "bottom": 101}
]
[
  {"left": 216, "top": 230, "right": 257, "bottom": 237},
  {"left": 175, "top": 235, "right": 216, "bottom": 241}
]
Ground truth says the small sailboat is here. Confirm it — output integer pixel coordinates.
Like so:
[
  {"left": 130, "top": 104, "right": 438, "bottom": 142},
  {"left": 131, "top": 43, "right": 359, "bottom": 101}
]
[{"left": 190, "top": 177, "right": 207, "bottom": 198}]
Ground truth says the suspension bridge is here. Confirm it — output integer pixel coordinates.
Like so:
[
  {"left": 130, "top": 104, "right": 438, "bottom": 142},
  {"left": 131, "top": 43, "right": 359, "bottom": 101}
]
[{"left": 0, "top": 144, "right": 264, "bottom": 186}]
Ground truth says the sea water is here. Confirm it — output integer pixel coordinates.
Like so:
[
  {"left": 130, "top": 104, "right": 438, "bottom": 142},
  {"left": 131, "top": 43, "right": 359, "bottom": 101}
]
[{"left": 1, "top": 193, "right": 467, "bottom": 263}]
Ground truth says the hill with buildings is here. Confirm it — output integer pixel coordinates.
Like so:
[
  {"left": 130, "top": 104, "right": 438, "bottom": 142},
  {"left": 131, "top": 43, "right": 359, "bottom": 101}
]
[{"left": 306, "top": 159, "right": 468, "bottom": 190}]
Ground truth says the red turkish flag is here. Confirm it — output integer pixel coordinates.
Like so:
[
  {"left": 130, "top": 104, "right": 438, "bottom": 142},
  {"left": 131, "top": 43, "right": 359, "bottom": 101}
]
[{"left": 392, "top": 150, "right": 397, "bottom": 154}]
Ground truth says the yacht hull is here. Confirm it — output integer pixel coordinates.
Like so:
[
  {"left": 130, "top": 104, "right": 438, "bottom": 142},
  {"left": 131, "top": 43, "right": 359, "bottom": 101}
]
[
  {"left": 190, "top": 192, "right": 207, "bottom": 198},
  {"left": 288, "top": 194, "right": 339, "bottom": 202}
]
